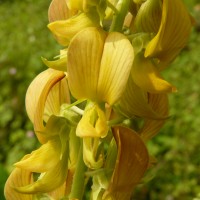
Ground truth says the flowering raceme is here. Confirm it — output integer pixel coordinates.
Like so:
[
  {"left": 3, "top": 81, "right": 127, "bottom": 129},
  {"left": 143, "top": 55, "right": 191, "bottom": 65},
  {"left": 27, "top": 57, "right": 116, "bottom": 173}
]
[{"left": 4, "top": 0, "right": 193, "bottom": 199}]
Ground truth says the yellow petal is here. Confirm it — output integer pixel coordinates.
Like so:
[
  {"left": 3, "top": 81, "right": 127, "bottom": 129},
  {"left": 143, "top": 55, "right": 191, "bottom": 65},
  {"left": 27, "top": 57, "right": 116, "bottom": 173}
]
[
  {"left": 48, "top": 0, "right": 77, "bottom": 22},
  {"left": 118, "top": 75, "right": 167, "bottom": 119},
  {"left": 145, "top": 0, "right": 193, "bottom": 63},
  {"left": 67, "top": 0, "right": 83, "bottom": 10},
  {"left": 26, "top": 69, "right": 68, "bottom": 123},
  {"left": 15, "top": 144, "right": 69, "bottom": 194},
  {"left": 140, "top": 93, "right": 169, "bottom": 141},
  {"left": 134, "top": 0, "right": 162, "bottom": 33},
  {"left": 68, "top": 27, "right": 134, "bottom": 104},
  {"left": 48, "top": 12, "right": 99, "bottom": 46},
  {"left": 4, "top": 167, "right": 33, "bottom": 200},
  {"left": 97, "top": 32, "right": 134, "bottom": 105},
  {"left": 26, "top": 69, "right": 68, "bottom": 143},
  {"left": 68, "top": 27, "right": 106, "bottom": 101},
  {"left": 42, "top": 49, "right": 67, "bottom": 72},
  {"left": 14, "top": 137, "right": 61, "bottom": 173},
  {"left": 76, "top": 102, "right": 108, "bottom": 138},
  {"left": 103, "top": 126, "right": 149, "bottom": 199},
  {"left": 131, "top": 53, "right": 177, "bottom": 93},
  {"left": 83, "top": 137, "right": 104, "bottom": 169},
  {"left": 48, "top": 181, "right": 67, "bottom": 200}
]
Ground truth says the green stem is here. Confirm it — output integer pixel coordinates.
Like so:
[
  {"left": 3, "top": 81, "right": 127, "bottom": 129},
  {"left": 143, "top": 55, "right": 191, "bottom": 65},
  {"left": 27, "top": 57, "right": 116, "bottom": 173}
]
[
  {"left": 69, "top": 140, "right": 87, "bottom": 200},
  {"left": 110, "top": 0, "right": 131, "bottom": 32}
]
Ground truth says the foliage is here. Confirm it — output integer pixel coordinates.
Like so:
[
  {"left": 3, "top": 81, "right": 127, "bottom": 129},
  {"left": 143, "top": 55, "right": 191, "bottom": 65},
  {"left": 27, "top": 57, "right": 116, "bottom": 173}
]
[{"left": 0, "top": 0, "right": 200, "bottom": 199}]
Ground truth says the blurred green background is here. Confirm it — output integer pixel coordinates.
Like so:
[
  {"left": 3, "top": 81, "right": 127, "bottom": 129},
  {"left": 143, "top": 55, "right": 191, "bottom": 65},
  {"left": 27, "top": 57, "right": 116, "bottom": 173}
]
[{"left": 0, "top": 0, "right": 200, "bottom": 199}]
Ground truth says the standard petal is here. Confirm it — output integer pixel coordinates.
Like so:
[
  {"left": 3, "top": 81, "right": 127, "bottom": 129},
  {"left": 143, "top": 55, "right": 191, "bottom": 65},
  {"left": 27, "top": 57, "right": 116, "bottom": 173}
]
[
  {"left": 131, "top": 53, "right": 177, "bottom": 93},
  {"left": 97, "top": 32, "right": 134, "bottom": 105},
  {"left": 145, "top": 0, "right": 193, "bottom": 63},
  {"left": 67, "top": 27, "right": 106, "bottom": 101},
  {"left": 140, "top": 93, "right": 169, "bottom": 141},
  {"left": 48, "top": 0, "right": 77, "bottom": 22},
  {"left": 48, "top": 13, "right": 99, "bottom": 46},
  {"left": 4, "top": 167, "right": 33, "bottom": 200},
  {"left": 103, "top": 126, "right": 149, "bottom": 199}
]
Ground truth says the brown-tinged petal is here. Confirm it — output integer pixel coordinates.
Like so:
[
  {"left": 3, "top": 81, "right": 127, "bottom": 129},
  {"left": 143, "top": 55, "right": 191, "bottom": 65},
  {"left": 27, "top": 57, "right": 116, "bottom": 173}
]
[
  {"left": 48, "top": 0, "right": 77, "bottom": 22},
  {"left": 140, "top": 93, "right": 169, "bottom": 141},
  {"left": 118, "top": 75, "right": 166, "bottom": 119},
  {"left": 25, "top": 69, "right": 68, "bottom": 143},
  {"left": 103, "top": 126, "right": 149, "bottom": 199}
]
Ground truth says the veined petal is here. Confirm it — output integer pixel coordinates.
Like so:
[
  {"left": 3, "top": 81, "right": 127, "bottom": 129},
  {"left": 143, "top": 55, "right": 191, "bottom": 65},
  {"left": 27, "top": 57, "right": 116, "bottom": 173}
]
[
  {"left": 68, "top": 27, "right": 106, "bottom": 101},
  {"left": 97, "top": 32, "right": 134, "bottom": 105},
  {"left": 140, "top": 93, "right": 169, "bottom": 141},
  {"left": 25, "top": 69, "right": 68, "bottom": 143},
  {"left": 48, "top": 0, "right": 77, "bottom": 22},
  {"left": 118, "top": 75, "right": 166, "bottom": 119},
  {"left": 14, "top": 137, "right": 61, "bottom": 173},
  {"left": 43, "top": 76, "right": 69, "bottom": 123},
  {"left": 131, "top": 53, "right": 177, "bottom": 93},
  {"left": 145, "top": 0, "right": 193, "bottom": 63},
  {"left": 4, "top": 167, "right": 33, "bottom": 200},
  {"left": 134, "top": 0, "right": 162, "bottom": 33},
  {"left": 48, "top": 12, "right": 99, "bottom": 46},
  {"left": 26, "top": 69, "right": 68, "bottom": 123},
  {"left": 68, "top": 27, "right": 133, "bottom": 104},
  {"left": 103, "top": 126, "right": 149, "bottom": 199}
]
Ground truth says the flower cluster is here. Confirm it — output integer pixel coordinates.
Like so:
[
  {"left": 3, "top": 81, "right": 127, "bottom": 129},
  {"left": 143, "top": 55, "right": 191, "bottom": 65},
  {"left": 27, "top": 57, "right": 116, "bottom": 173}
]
[{"left": 5, "top": 0, "right": 193, "bottom": 199}]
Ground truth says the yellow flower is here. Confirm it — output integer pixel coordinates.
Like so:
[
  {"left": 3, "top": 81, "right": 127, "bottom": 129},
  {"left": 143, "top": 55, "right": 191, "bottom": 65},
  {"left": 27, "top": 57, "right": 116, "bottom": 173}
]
[
  {"left": 4, "top": 69, "right": 73, "bottom": 198},
  {"left": 25, "top": 68, "right": 69, "bottom": 143},
  {"left": 67, "top": 27, "right": 134, "bottom": 138},
  {"left": 144, "top": 0, "right": 193, "bottom": 64},
  {"left": 67, "top": 27, "right": 134, "bottom": 105}
]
